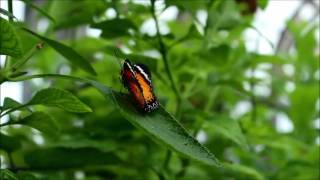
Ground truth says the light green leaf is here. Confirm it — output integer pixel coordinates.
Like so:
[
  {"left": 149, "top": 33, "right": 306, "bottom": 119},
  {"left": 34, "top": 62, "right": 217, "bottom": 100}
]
[
  {"left": 0, "top": 17, "right": 23, "bottom": 57},
  {"left": 258, "top": 0, "right": 269, "bottom": 10},
  {"left": 22, "top": 28, "right": 97, "bottom": 75},
  {"left": 0, "top": 169, "right": 18, "bottom": 180},
  {"left": 223, "top": 162, "right": 264, "bottom": 180},
  {"left": 93, "top": 86, "right": 221, "bottom": 167},
  {"left": 19, "top": 112, "right": 59, "bottom": 136},
  {"left": 28, "top": 88, "right": 92, "bottom": 113},
  {"left": 203, "top": 114, "right": 249, "bottom": 150}
]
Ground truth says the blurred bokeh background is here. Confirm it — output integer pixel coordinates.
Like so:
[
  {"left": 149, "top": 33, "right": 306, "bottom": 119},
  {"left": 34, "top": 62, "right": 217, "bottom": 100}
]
[{"left": 0, "top": 0, "right": 319, "bottom": 179}]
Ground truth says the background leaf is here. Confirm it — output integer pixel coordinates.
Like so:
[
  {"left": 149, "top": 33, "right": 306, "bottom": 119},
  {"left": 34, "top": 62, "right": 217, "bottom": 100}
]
[
  {"left": 0, "top": 17, "right": 23, "bottom": 57},
  {"left": 22, "top": 28, "right": 97, "bottom": 75},
  {"left": 18, "top": 112, "right": 59, "bottom": 136},
  {"left": 203, "top": 114, "right": 249, "bottom": 150},
  {"left": 24, "top": 147, "right": 120, "bottom": 169},
  {"left": 28, "top": 88, "right": 92, "bottom": 113}
]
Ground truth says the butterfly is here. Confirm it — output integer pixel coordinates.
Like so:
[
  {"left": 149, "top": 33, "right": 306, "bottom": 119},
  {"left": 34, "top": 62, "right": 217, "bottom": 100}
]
[{"left": 121, "top": 59, "right": 159, "bottom": 112}]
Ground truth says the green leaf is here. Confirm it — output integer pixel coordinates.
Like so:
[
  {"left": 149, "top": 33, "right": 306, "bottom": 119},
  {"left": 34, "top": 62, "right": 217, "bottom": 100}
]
[
  {"left": 203, "top": 114, "right": 249, "bottom": 150},
  {"left": 0, "top": 169, "right": 18, "bottom": 180},
  {"left": 0, "top": 17, "right": 23, "bottom": 57},
  {"left": 16, "top": 172, "right": 38, "bottom": 180},
  {"left": 28, "top": 88, "right": 92, "bottom": 113},
  {"left": 22, "top": 28, "right": 97, "bottom": 75},
  {"left": 0, "top": 132, "right": 22, "bottom": 152},
  {"left": 2, "top": 97, "right": 22, "bottom": 111},
  {"left": 0, "top": 8, "right": 18, "bottom": 20},
  {"left": 223, "top": 162, "right": 264, "bottom": 180},
  {"left": 21, "top": 0, "right": 55, "bottom": 22},
  {"left": 258, "top": 0, "right": 269, "bottom": 9},
  {"left": 24, "top": 147, "right": 120, "bottom": 169},
  {"left": 50, "top": 138, "right": 118, "bottom": 153},
  {"left": 19, "top": 112, "right": 59, "bottom": 136},
  {"left": 103, "top": 46, "right": 158, "bottom": 72},
  {"left": 49, "top": 0, "right": 108, "bottom": 29},
  {"left": 95, "top": 90, "right": 221, "bottom": 167},
  {"left": 91, "top": 18, "right": 137, "bottom": 38}
]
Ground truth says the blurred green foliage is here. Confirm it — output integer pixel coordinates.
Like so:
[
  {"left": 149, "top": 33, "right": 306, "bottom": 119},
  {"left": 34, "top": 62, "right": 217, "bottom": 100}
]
[{"left": 0, "top": 0, "right": 319, "bottom": 179}]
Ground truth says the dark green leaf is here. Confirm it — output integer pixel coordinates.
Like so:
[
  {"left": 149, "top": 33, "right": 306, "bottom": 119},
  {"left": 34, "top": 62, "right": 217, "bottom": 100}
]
[
  {"left": 24, "top": 147, "right": 120, "bottom": 169},
  {"left": 22, "top": 28, "right": 97, "bottom": 75},
  {"left": 103, "top": 46, "right": 158, "bottom": 72},
  {"left": 0, "top": 17, "right": 23, "bottom": 57},
  {"left": 50, "top": 138, "right": 118, "bottom": 153},
  {"left": 49, "top": 0, "right": 108, "bottom": 29},
  {"left": 28, "top": 88, "right": 92, "bottom": 113},
  {"left": 2, "top": 97, "right": 22, "bottom": 111},
  {"left": 0, "top": 8, "right": 18, "bottom": 20},
  {"left": 91, "top": 18, "right": 137, "bottom": 38},
  {"left": 96, "top": 90, "right": 221, "bottom": 167},
  {"left": 19, "top": 112, "right": 59, "bottom": 136},
  {"left": 16, "top": 172, "right": 38, "bottom": 180},
  {"left": 0, "top": 132, "right": 22, "bottom": 152}
]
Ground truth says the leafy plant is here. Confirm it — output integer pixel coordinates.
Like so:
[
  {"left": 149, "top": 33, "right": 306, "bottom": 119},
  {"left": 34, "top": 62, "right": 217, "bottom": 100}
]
[{"left": 0, "top": 0, "right": 319, "bottom": 179}]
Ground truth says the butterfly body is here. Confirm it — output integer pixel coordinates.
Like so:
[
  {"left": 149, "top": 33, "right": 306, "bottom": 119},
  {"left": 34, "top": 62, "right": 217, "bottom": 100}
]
[{"left": 121, "top": 59, "right": 159, "bottom": 112}]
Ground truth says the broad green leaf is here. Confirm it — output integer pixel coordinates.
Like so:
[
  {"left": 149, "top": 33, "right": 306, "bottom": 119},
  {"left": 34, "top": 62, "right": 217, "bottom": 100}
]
[
  {"left": 0, "top": 17, "right": 23, "bottom": 57},
  {"left": 203, "top": 114, "right": 249, "bottom": 150},
  {"left": 289, "top": 84, "right": 318, "bottom": 139},
  {"left": 0, "top": 132, "right": 22, "bottom": 152},
  {"left": 24, "top": 147, "right": 120, "bottom": 168},
  {"left": 49, "top": 0, "right": 108, "bottom": 29},
  {"left": 2, "top": 97, "right": 22, "bottom": 111},
  {"left": 28, "top": 88, "right": 92, "bottom": 113},
  {"left": 21, "top": 0, "right": 55, "bottom": 22},
  {"left": 22, "top": 28, "right": 97, "bottom": 75},
  {"left": 0, "top": 169, "right": 18, "bottom": 180},
  {"left": 93, "top": 88, "right": 221, "bottom": 167},
  {"left": 19, "top": 112, "right": 59, "bottom": 136},
  {"left": 223, "top": 162, "right": 264, "bottom": 180},
  {"left": 91, "top": 18, "right": 137, "bottom": 38}
]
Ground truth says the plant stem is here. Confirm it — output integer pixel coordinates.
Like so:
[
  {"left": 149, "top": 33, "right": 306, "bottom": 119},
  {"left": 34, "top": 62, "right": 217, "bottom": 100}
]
[
  {"left": 0, "top": 104, "right": 28, "bottom": 118},
  {"left": 8, "top": 0, "right": 13, "bottom": 22},
  {"left": 10, "top": 45, "right": 41, "bottom": 71},
  {"left": 162, "top": 150, "right": 172, "bottom": 170},
  {"left": 150, "top": 0, "right": 181, "bottom": 103}
]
